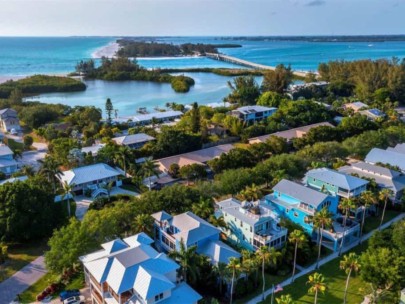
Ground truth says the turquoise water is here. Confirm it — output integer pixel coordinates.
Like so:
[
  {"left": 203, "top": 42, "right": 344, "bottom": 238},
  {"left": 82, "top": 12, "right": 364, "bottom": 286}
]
[{"left": 3, "top": 36, "right": 405, "bottom": 111}]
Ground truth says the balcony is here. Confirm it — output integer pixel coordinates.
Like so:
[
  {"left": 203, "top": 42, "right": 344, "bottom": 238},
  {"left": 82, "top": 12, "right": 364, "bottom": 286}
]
[{"left": 104, "top": 292, "right": 119, "bottom": 304}]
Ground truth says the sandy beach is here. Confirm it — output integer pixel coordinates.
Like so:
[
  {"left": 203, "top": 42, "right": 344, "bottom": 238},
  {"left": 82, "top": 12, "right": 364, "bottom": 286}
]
[{"left": 92, "top": 42, "right": 120, "bottom": 58}]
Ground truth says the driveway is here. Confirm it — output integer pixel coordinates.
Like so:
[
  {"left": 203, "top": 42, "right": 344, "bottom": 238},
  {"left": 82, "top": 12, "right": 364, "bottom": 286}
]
[
  {"left": 0, "top": 256, "right": 47, "bottom": 304},
  {"left": 74, "top": 196, "right": 93, "bottom": 220},
  {"left": 18, "top": 150, "right": 47, "bottom": 170}
]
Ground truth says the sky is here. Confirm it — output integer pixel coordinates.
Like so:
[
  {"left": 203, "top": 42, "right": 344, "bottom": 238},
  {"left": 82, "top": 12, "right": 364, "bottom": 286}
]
[{"left": 0, "top": 0, "right": 404, "bottom": 36}]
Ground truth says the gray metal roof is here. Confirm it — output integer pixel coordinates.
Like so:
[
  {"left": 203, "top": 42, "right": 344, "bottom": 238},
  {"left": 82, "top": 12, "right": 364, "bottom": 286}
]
[
  {"left": 131, "top": 111, "right": 183, "bottom": 123},
  {"left": 112, "top": 133, "right": 155, "bottom": 146},
  {"left": 273, "top": 179, "right": 329, "bottom": 208},
  {"left": 235, "top": 105, "right": 277, "bottom": 115},
  {"left": 306, "top": 167, "right": 369, "bottom": 190},
  {"left": 0, "top": 144, "right": 13, "bottom": 157},
  {"left": 365, "top": 148, "right": 405, "bottom": 172},
  {"left": 59, "top": 163, "right": 121, "bottom": 186},
  {"left": 197, "top": 240, "right": 241, "bottom": 265}
]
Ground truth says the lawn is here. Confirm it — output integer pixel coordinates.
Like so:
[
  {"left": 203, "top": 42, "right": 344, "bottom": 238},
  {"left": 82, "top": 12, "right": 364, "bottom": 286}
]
[
  {"left": 0, "top": 240, "right": 48, "bottom": 283},
  {"left": 362, "top": 209, "right": 401, "bottom": 233},
  {"left": 20, "top": 272, "right": 85, "bottom": 303},
  {"left": 262, "top": 243, "right": 369, "bottom": 304}
]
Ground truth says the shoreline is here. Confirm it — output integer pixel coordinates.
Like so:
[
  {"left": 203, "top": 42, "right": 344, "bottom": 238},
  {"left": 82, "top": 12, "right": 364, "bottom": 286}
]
[{"left": 91, "top": 41, "right": 120, "bottom": 58}]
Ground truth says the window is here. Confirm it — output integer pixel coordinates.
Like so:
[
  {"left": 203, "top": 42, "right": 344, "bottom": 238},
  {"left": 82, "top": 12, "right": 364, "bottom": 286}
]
[
  {"left": 286, "top": 208, "right": 289, "bottom": 213},
  {"left": 155, "top": 293, "right": 164, "bottom": 302}
]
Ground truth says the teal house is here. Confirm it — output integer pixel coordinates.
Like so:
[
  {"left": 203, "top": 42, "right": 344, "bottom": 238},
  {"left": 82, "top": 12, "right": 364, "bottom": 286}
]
[
  {"left": 265, "top": 179, "right": 360, "bottom": 251},
  {"left": 304, "top": 168, "right": 368, "bottom": 198},
  {"left": 216, "top": 198, "right": 288, "bottom": 251}
]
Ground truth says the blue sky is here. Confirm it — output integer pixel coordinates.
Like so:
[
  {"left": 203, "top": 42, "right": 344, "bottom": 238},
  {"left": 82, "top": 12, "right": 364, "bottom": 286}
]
[{"left": 0, "top": 0, "right": 404, "bottom": 36}]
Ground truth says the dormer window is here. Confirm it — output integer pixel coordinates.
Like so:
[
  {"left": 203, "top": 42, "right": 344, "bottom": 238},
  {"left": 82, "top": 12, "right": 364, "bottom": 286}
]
[{"left": 155, "top": 293, "right": 164, "bottom": 302}]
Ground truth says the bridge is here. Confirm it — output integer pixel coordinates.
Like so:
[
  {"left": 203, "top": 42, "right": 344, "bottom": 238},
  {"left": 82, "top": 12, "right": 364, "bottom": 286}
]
[{"left": 205, "top": 52, "right": 309, "bottom": 77}]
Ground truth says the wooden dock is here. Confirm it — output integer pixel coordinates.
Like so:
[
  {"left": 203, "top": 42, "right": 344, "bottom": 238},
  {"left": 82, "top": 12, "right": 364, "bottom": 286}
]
[{"left": 205, "top": 52, "right": 308, "bottom": 77}]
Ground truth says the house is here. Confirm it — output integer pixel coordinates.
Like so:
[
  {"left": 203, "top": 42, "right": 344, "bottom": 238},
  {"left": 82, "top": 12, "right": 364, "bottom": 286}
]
[
  {"left": 387, "top": 143, "right": 405, "bottom": 154},
  {"left": 365, "top": 147, "right": 405, "bottom": 172},
  {"left": 151, "top": 211, "right": 241, "bottom": 265},
  {"left": 57, "top": 163, "right": 122, "bottom": 198},
  {"left": 112, "top": 133, "right": 155, "bottom": 149},
  {"left": 230, "top": 105, "right": 277, "bottom": 123},
  {"left": 80, "top": 233, "right": 202, "bottom": 304},
  {"left": 216, "top": 198, "right": 288, "bottom": 251},
  {"left": 156, "top": 144, "right": 234, "bottom": 173},
  {"left": 248, "top": 122, "right": 334, "bottom": 144},
  {"left": 81, "top": 143, "right": 106, "bottom": 156},
  {"left": 0, "top": 144, "right": 18, "bottom": 176},
  {"left": 304, "top": 168, "right": 369, "bottom": 198},
  {"left": 339, "top": 161, "right": 405, "bottom": 203},
  {"left": 0, "top": 175, "right": 28, "bottom": 185},
  {"left": 0, "top": 108, "right": 20, "bottom": 133},
  {"left": 359, "top": 108, "right": 386, "bottom": 121},
  {"left": 343, "top": 101, "right": 368, "bottom": 112}
]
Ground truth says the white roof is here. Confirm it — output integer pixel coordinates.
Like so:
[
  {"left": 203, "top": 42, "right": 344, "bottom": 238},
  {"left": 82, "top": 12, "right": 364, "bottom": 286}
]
[
  {"left": 59, "top": 163, "right": 121, "bottom": 186},
  {"left": 0, "top": 144, "right": 13, "bottom": 157},
  {"left": 81, "top": 144, "right": 105, "bottom": 155},
  {"left": 112, "top": 133, "right": 155, "bottom": 146},
  {"left": 131, "top": 111, "right": 183, "bottom": 123},
  {"left": 0, "top": 175, "right": 28, "bottom": 185},
  {"left": 366, "top": 148, "right": 405, "bottom": 172},
  {"left": 235, "top": 105, "right": 277, "bottom": 114}
]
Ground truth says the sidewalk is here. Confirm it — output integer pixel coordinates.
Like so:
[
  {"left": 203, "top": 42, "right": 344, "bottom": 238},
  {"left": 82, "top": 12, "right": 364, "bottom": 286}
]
[
  {"left": 246, "top": 213, "right": 405, "bottom": 304},
  {"left": 0, "top": 256, "right": 47, "bottom": 304}
]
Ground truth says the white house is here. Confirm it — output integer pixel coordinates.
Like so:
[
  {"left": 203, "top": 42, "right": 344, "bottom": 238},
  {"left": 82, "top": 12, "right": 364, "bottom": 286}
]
[
  {"left": 80, "top": 233, "right": 202, "bottom": 304},
  {"left": 230, "top": 105, "right": 277, "bottom": 123},
  {"left": 0, "top": 144, "right": 18, "bottom": 177},
  {"left": 57, "top": 163, "right": 121, "bottom": 197},
  {"left": 0, "top": 108, "right": 21, "bottom": 133},
  {"left": 112, "top": 133, "right": 155, "bottom": 149}
]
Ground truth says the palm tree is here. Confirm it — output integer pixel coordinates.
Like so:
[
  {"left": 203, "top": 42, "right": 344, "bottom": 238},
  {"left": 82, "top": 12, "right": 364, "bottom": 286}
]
[
  {"left": 39, "top": 156, "right": 62, "bottom": 193},
  {"left": 340, "top": 252, "right": 361, "bottom": 304},
  {"left": 311, "top": 207, "right": 333, "bottom": 269},
  {"left": 208, "top": 215, "right": 228, "bottom": 230},
  {"left": 101, "top": 181, "right": 115, "bottom": 201},
  {"left": 307, "top": 272, "right": 326, "bottom": 304},
  {"left": 141, "top": 159, "right": 160, "bottom": 191},
  {"left": 256, "top": 246, "right": 281, "bottom": 301},
  {"left": 191, "top": 197, "right": 214, "bottom": 220},
  {"left": 61, "top": 181, "right": 75, "bottom": 217},
  {"left": 239, "top": 183, "right": 262, "bottom": 201},
  {"left": 133, "top": 213, "right": 153, "bottom": 235},
  {"left": 359, "top": 191, "right": 378, "bottom": 243},
  {"left": 113, "top": 146, "right": 132, "bottom": 177},
  {"left": 276, "top": 294, "right": 295, "bottom": 304},
  {"left": 378, "top": 189, "right": 393, "bottom": 230},
  {"left": 288, "top": 229, "right": 306, "bottom": 282},
  {"left": 227, "top": 257, "right": 242, "bottom": 304},
  {"left": 213, "top": 262, "right": 229, "bottom": 295},
  {"left": 338, "top": 198, "right": 356, "bottom": 256},
  {"left": 168, "top": 240, "right": 198, "bottom": 284},
  {"left": 19, "top": 165, "right": 35, "bottom": 177}
]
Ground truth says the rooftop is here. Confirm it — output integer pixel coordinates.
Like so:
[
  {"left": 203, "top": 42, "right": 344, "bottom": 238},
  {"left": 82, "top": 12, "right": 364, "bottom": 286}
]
[
  {"left": 306, "top": 167, "right": 369, "bottom": 190},
  {"left": 234, "top": 105, "right": 277, "bottom": 115},
  {"left": 81, "top": 143, "right": 105, "bottom": 155},
  {"left": 58, "top": 163, "right": 121, "bottom": 186},
  {"left": 272, "top": 179, "right": 329, "bottom": 209},
  {"left": 365, "top": 147, "right": 405, "bottom": 172},
  {"left": 112, "top": 133, "right": 155, "bottom": 146},
  {"left": 131, "top": 111, "right": 183, "bottom": 123},
  {"left": 0, "top": 144, "right": 13, "bottom": 157}
]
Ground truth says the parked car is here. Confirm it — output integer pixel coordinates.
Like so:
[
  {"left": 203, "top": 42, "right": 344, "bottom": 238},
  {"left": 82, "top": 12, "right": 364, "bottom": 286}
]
[
  {"left": 59, "top": 290, "right": 80, "bottom": 301},
  {"left": 63, "top": 295, "right": 85, "bottom": 304}
]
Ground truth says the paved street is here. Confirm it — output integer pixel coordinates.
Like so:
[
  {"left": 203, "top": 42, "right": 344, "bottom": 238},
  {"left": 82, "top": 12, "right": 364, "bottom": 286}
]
[{"left": 0, "top": 256, "right": 47, "bottom": 304}]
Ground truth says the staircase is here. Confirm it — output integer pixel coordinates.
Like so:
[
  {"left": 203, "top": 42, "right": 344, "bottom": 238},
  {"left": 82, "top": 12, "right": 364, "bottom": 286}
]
[{"left": 91, "top": 188, "right": 108, "bottom": 199}]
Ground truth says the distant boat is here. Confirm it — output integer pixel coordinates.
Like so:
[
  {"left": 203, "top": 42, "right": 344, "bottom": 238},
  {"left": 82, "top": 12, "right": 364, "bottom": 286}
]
[{"left": 137, "top": 107, "right": 149, "bottom": 114}]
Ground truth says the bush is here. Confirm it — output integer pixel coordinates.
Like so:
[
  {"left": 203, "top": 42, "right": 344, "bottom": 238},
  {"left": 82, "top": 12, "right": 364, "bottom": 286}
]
[{"left": 23, "top": 135, "right": 33, "bottom": 149}]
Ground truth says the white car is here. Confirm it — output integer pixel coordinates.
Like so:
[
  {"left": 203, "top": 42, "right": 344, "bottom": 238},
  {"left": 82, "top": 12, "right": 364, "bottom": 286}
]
[{"left": 63, "top": 295, "right": 85, "bottom": 304}]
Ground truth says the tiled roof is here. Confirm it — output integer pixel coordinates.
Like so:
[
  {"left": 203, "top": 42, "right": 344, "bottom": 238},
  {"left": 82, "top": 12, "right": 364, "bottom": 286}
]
[
  {"left": 112, "top": 133, "right": 155, "bottom": 146},
  {"left": 59, "top": 163, "right": 121, "bottom": 186},
  {"left": 306, "top": 168, "right": 369, "bottom": 190},
  {"left": 273, "top": 179, "right": 329, "bottom": 208}
]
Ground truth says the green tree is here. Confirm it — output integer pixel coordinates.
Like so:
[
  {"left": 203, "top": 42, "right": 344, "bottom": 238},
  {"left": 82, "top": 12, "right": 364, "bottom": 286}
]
[
  {"left": 338, "top": 198, "right": 356, "bottom": 256},
  {"left": 239, "top": 183, "right": 262, "bottom": 201},
  {"left": 227, "top": 257, "right": 242, "bottom": 304},
  {"left": 257, "top": 91, "right": 283, "bottom": 107},
  {"left": 168, "top": 241, "right": 199, "bottom": 284},
  {"left": 133, "top": 214, "right": 153, "bottom": 235},
  {"left": 61, "top": 181, "right": 75, "bottom": 217},
  {"left": 359, "top": 191, "right": 378, "bottom": 242},
  {"left": 307, "top": 272, "right": 326, "bottom": 304},
  {"left": 141, "top": 159, "right": 160, "bottom": 191},
  {"left": 39, "top": 156, "right": 62, "bottom": 193},
  {"left": 340, "top": 252, "right": 361, "bottom": 304},
  {"left": 289, "top": 229, "right": 306, "bottom": 282},
  {"left": 256, "top": 246, "right": 281, "bottom": 301},
  {"left": 23, "top": 135, "right": 33, "bottom": 150},
  {"left": 225, "top": 76, "right": 260, "bottom": 106},
  {"left": 261, "top": 64, "right": 293, "bottom": 94},
  {"left": 378, "top": 188, "right": 393, "bottom": 230},
  {"left": 212, "top": 262, "right": 229, "bottom": 295},
  {"left": 190, "top": 102, "right": 201, "bottom": 133},
  {"left": 191, "top": 197, "right": 214, "bottom": 220},
  {"left": 179, "top": 163, "right": 207, "bottom": 184},
  {"left": 276, "top": 294, "right": 295, "bottom": 304},
  {"left": 311, "top": 208, "right": 333, "bottom": 269}
]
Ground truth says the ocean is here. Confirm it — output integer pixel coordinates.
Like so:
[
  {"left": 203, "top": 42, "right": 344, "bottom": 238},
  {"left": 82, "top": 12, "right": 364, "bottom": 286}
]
[{"left": 2, "top": 36, "right": 405, "bottom": 112}]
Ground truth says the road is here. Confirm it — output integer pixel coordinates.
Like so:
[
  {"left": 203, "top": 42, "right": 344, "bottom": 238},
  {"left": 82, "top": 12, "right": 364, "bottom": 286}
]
[{"left": 0, "top": 256, "right": 47, "bottom": 304}]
